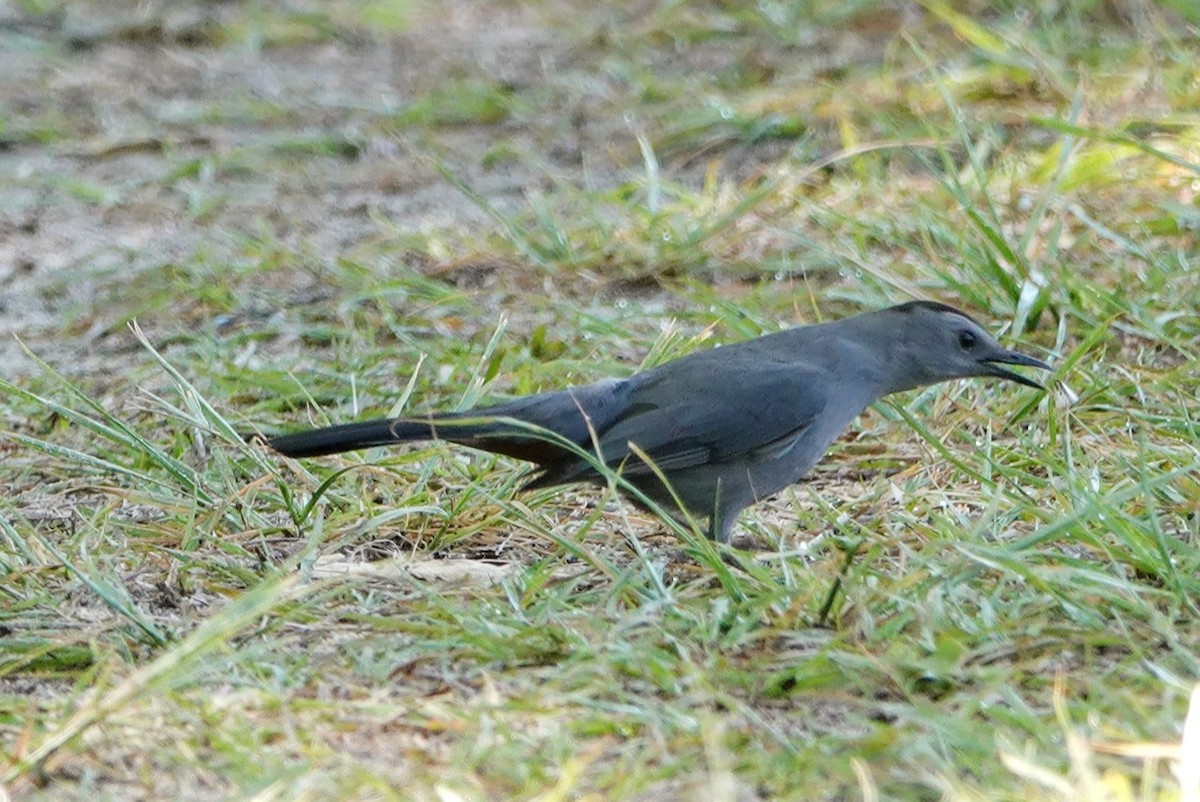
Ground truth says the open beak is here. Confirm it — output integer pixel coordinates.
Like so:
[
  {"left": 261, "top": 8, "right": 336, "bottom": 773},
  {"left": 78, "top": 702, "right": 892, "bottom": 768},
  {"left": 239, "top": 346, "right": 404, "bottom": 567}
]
[{"left": 983, "top": 350, "right": 1053, "bottom": 389}]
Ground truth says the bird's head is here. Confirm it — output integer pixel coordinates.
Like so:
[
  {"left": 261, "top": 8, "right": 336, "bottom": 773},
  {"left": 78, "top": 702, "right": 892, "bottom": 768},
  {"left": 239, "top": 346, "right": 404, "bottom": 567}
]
[{"left": 883, "top": 301, "right": 1052, "bottom": 391}]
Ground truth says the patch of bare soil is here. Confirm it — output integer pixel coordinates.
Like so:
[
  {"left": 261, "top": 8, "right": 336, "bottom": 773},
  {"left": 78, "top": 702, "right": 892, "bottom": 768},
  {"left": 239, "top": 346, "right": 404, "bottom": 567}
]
[
  {"left": 0, "top": 0, "right": 914, "bottom": 380},
  {"left": 0, "top": 2, "right": 622, "bottom": 378}
]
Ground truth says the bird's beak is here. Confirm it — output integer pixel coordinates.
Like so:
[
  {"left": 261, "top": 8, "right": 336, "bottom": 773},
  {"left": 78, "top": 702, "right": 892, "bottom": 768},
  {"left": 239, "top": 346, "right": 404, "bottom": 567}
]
[{"left": 983, "top": 350, "right": 1053, "bottom": 389}]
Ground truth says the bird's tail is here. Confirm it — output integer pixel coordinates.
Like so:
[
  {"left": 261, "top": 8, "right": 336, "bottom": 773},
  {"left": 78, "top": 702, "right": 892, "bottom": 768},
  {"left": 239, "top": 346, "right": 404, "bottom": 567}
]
[
  {"left": 266, "top": 418, "right": 442, "bottom": 458},
  {"left": 263, "top": 381, "right": 630, "bottom": 463}
]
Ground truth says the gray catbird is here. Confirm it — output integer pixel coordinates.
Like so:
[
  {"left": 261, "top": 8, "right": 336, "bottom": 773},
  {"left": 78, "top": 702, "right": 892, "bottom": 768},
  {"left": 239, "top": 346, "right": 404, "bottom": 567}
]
[{"left": 267, "top": 301, "right": 1051, "bottom": 542}]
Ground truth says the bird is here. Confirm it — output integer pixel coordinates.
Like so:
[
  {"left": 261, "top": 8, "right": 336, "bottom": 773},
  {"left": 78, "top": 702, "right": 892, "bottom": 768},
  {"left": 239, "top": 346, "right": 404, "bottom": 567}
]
[{"left": 265, "top": 301, "right": 1052, "bottom": 543}]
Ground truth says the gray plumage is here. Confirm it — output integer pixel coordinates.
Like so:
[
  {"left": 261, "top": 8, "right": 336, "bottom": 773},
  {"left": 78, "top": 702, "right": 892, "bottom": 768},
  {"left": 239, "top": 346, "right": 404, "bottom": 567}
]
[{"left": 266, "top": 301, "right": 1052, "bottom": 542}]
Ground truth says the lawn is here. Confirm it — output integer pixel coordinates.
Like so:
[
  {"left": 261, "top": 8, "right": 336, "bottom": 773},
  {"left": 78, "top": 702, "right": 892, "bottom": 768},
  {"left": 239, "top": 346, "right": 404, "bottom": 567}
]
[{"left": 1, "top": 1, "right": 1198, "bottom": 799}]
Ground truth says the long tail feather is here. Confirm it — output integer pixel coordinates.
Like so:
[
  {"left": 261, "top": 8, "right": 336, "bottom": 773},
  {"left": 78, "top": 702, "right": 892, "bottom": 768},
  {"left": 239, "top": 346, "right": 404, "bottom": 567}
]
[
  {"left": 265, "top": 381, "right": 632, "bottom": 464},
  {"left": 266, "top": 419, "right": 433, "bottom": 458}
]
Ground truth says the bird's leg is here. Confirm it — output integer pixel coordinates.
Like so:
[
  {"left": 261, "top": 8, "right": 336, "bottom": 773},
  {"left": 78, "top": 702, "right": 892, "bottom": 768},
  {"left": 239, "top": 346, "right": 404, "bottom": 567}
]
[
  {"left": 708, "top": 477, "right": 731, "bottom": 543},
  {"left": 815, "top": 529, "right": 863, "bottom": 627}
]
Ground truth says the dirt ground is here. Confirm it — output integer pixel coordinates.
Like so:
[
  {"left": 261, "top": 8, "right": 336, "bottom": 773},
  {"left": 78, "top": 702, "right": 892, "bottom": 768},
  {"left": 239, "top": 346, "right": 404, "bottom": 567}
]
[
  {"left": 0, "top": 0, "right": 911, "bottom": 378},
  {"left": 1, "top": 2, "right": 584, "bottom": 374}
]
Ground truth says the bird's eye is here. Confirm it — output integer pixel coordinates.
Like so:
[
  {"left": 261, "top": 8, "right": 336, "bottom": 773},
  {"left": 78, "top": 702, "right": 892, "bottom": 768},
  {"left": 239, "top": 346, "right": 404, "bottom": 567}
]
[{"left": 958, "top": 330, "right": 977, "bottom": 350}]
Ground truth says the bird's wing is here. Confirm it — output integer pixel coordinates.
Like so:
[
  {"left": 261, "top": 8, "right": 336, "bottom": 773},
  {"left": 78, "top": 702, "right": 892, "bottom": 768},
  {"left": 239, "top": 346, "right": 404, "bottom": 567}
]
[{"left": 531, "top": 358, "right": 829, "bottom": 485}]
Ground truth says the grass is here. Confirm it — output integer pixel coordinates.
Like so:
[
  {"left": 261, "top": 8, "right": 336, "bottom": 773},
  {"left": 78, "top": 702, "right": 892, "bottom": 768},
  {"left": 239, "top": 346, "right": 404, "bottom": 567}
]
[{"left": 2, "top": 0, "right": 1199, "bottom": 799}]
